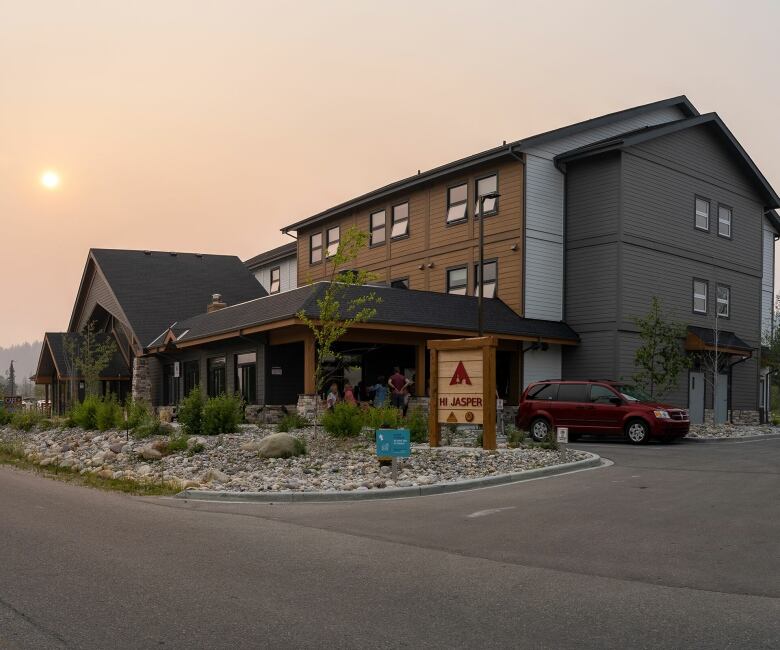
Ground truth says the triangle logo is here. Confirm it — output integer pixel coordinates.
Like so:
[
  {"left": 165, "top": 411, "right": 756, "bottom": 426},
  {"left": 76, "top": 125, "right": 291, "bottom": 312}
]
[
  {"left": 446, "top": 411, "right": 458, "bottom": 423},
  {"left": 449, "top": 361, "right": 472, "bottom": 386}
]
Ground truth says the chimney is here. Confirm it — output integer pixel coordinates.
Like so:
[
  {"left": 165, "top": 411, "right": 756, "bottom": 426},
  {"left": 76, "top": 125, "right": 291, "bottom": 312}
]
[{"left": 207, "top": 293, "right": 227, "bottom": 313}]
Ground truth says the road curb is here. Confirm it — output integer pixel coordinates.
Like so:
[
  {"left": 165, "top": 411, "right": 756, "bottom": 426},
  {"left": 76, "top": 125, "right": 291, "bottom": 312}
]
[
  {"left": 683, "top": 433, "right": 780, "bottom": 443},
  {"left": 174, "top": 452, "right": 603, "bottom": 503}
]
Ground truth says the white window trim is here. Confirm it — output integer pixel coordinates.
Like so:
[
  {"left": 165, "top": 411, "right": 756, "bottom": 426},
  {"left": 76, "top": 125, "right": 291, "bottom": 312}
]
[
  {"left": 693, "top": 279, "right": 708, "bottom": 314},
  {"left": 717, "top": 284, "right": 730, "bottom": 318},
  {"left": 695, "top": 197, "right": 710, "bottom": 231}
]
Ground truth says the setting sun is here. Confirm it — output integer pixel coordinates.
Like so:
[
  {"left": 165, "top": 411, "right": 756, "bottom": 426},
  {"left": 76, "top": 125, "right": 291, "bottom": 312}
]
[{"left": 40, "top": 170, "right": 60, "bottom": 189}]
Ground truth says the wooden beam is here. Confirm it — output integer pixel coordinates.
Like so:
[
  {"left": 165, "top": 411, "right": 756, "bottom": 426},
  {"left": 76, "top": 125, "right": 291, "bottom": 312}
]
[
  {"left": 428, "top": 347, "right": 440, "bottom": 447},
  {"left": 482, "top": 344, "right": 497, "bottom": 450},
  {"left": 303, "top": 331, "right": 316, "bottom": 394},
  {"left": 416, "top": 342, "right": 426, "bottom": 397}
]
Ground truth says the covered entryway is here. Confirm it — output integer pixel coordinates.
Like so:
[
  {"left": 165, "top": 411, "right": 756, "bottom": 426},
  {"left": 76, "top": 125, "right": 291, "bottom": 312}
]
[{"left": 265, "top": 342, "right": 305, "bottom": 405}]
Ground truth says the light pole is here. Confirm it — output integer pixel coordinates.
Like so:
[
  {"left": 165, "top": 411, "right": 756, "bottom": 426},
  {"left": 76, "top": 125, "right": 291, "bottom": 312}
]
[{"left": 477, "top": 191, "right": 500, "bottom": 337}]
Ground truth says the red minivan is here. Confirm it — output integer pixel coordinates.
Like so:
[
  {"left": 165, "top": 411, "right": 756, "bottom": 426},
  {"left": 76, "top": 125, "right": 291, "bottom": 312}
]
[{"left": 515, "top": 380, "right": 689, "bottom": 444}]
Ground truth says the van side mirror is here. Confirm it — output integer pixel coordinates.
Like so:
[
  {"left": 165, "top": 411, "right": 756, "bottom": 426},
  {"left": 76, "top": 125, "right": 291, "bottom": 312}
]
[{"left": 609, "top": 396, "right": 623, "bottom": 406}]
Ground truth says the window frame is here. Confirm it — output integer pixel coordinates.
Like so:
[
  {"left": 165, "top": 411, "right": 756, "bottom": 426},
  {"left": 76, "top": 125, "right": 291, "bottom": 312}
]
[
  {"left": 309, "top": 232, "right": 323, "bottom": 265},
  {"left": 446, "top": 265, "right": 469, "bottom": 295},
  {"left": 269, "top": 266, "right": 281, "bottom": 294},
  {"left": 326, "top": 226, "right": 340, "bottom": 258},
  {"left": 474, "top": 259, "right": 498, "bottom": 299},
  {"left": 182, "top": 360, "right": 199, "bottom": 396},
  {"left": 694, "top": 195, "right": 710, "bottom": 232},
  {"left": 446, "top": 181, "right": 469, "bottom": 226},
  {"left": 234, "top": 351, "right": 257, "bottom": 405},
  {"left": 717, "top": 203, "right": 733, "bottom": 240},
  {"left": 207, "top": 356, "right": 227, "bottom": 398},
  {"left": 693, "top": 278, "right": 709, "bottom": 315},
  {"left": 370, "top": 209, "right": 386, "bottom": 247},
  {"left": 474, "top": 172, "right": 499, "bottom": 218},
  {"left": 716, "top": 283, "right": 731, "bottom": 319},
  {"left": 390, "top": 202, "right": 410, "bottom": 240}
]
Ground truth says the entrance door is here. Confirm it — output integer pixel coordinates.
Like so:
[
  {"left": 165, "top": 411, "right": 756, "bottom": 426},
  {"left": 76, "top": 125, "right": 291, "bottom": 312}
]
[
  {"left": 714, "top": 373, "right": 728, "bottom": 424},
  {"left": 689, "top": 372, "right": 704, "bottom": 424}
]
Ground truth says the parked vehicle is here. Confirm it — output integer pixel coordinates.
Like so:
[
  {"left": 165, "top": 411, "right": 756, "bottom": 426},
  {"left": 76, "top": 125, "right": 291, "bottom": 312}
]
[{"left": 516, "top": 380, "right": 689, "bottom": 444}]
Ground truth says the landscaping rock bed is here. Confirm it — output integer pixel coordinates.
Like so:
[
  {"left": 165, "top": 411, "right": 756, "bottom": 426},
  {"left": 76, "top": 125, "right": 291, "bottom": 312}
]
[
  {"left": 0, "top": 424, "right": 586, "bottom": 493},
  {"left": 686, "top": 423, "right": 779, "bottom": 439}
]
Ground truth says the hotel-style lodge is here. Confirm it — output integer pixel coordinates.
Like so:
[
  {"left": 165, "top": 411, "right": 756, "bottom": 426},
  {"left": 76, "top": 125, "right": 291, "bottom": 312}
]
[{"left": 34, "top": 97, "right": 780, "bottom": 425}]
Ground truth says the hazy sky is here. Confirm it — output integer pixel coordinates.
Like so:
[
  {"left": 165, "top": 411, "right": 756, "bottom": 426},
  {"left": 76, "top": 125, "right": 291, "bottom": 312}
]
[{"left": 1, "top": 0, "right": 779, "bottom": 347}]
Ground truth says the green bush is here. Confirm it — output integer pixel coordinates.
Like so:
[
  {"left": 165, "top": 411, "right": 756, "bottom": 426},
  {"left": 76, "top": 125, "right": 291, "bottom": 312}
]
[
  {"left": 71, "top": 395, "right": 101, "bottom": 430},
  {"left": 126, "top": 399, "right": 151, "bottom": 431},
  {"left": 202, "top": 394, "right": 243, "bottom": 435},
  {"left": 11, "top": 411, "right": 43, "bottom": 432},
  {"left": 95, "top": 396, "right": 123, "bottom": 431},
  {"left": 277, "top": 412, "right": 309, "bottom": 433},
  {"left": 362, "top": 405, "right": 401, "bottom": 430},
  {"left": 0, "top": 406, "right": 12, "bottom": 426},
  {"left": 293, "top": 437, "right": 307, "bottom": 456},
  {"left": 771, "top": 413, "right": 780, "bottom": 426},
  {"left": 406, "top": 407, "right": 428, "bottom": 443},
  {"left": 133, "top": 419, "right": 173, "bottom": 439},
  {"left": 178, "top": 388, "right": 205, "bottom": 435},
  {"left": 322, "top": 402, "right": 363, "bottom": 438},
  {"left": 164, "top": 433, "right": 189, "bottom": 453},
  {"left": 506, "top": 425, "right": 526, "bottom": 448},
  {"left": 475, "top": 431, "right": 483, "bottom": 447}
]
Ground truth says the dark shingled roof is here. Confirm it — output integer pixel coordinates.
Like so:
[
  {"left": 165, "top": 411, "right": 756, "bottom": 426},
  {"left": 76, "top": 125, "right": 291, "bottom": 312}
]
[
  {"left": 149, "top": 283, "right": 579, "bottom": 348},
  {"left": 42, "top": 332, "right": 131, "bottom": 378},
  {"left": 90, "top": 249, "right": 267, "bottom": 348},
  {"left": 687, "top": 326, "right": 753, "bottom": 352},
  {"left": 244, "top": 242, "right": 297, "bottom": 270}
]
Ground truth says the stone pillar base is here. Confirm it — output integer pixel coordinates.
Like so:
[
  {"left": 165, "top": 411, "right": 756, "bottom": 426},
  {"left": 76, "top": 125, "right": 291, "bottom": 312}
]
[{"left": 131, "top": 357, "right": 152, "bottom": 404}]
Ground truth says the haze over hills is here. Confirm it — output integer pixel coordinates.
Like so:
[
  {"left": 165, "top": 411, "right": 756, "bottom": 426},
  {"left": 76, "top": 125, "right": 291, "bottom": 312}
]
[{"left": 0, "top": 341, "right": 42, "bottom": 382}]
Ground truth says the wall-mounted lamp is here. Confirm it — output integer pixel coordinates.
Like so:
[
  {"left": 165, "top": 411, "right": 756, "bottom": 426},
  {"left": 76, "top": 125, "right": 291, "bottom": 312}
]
[
  {"left": 418, "top": 264, "right": 425, "bottom": 270},
  {"left": 510, "top": 243, "right": 518, "bottom": 251},
  {"left": 427, "top": 262, "right": 434, "bottom": 269}
]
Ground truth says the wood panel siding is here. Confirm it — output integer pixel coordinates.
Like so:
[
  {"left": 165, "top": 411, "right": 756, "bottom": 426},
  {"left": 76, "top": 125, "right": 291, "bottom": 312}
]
[{"left": 296, "top": 158, "right": 525, "bottom": 314}]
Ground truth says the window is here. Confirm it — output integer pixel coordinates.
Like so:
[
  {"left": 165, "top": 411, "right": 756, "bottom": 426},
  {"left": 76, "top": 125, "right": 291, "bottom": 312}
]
[
  {"left": 269, "top": 266, "right": 281, "bottom": 294},
  {"left": 590, "top": 384, "right": 618, "bottom": 404},
  {"left": 391, "top": 278, "right": 409, "bottom": 289},
  {"left": 310, "top": 232, "right": 323, "bottom": 264},
  {"left": 447, "top": 267, "right": 468, "bottom": 295},
  {"left": 183, "top": 360, "right": 199, "bottom": 396},
  {"left": 447, "top": 183, "right": 468, "bottom": 224},
  {"left": 717, "top": 284, "right": 730, "bottom": 318},
  {"left": 235, "top": 352, "right": 257, "bottom": 404},
  {"left": 718, "top": 205, "right": 732, "bottom": 238},
  {"left": 326, "top": 226, "right": 340, "bottom": 258},
  {"left": 474, "top": 260, "right": 497, "bottom": 298},
  {"left": 475, "top": 174, "right": 498, "bottom": 216},
  {"left": 556, "top": 383, "right": 588, "bottom": 402},
  {"left": 693, "top": 279, "right": 708, "bottom": 314},
  {"left": 207, "top": 357, "right": 226, "bottom": 397},
  {"left": 162, "top": 364, "right": 180, "bottom": 406},
  {"left": 528, "top": 383, "right": 558, "bottom": 400},
  {"left": 370, "top": 210, "right": 386, "bottom": 246},
  {"left": 695, "top": 197, "right": 710, "bottom": 231},
  {"left": 391, "top": 202, "right": 409, "bottom": 239}
]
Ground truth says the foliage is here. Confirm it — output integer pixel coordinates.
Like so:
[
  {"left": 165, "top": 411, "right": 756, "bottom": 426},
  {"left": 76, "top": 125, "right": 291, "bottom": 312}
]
[
  {"left": 187, "top": 442, "right": 205, "bottom": 455},
  {"left": 443, "top": 423, "right": 457, "bottom": 446},
  {"left": 178, "top": 387, "right": 205, "bottom": 435},
  {"left": 0, "top": 439, "right": 26, "bottom": 460},
  {"left": 475, "top": 431, "right": 483, "bottom": 447},
  {"left": 133, "top": 419, "right": 173, "bottom": 439},
  {"left": 506, "top": 425, "right": 526, "bottom": 448},
  {"left": 406, "top": 407, "right": 428, "bottom": 443},
  {"left": 293, "top": 437, "right": 307, "bottom": 456},
  {"left": 0, "top": 406, "right": 11, "bottom": 426},
  {"left": 70, "top": 395, "right": 100, "bottom": 430},
  {"left": 761, "top": 302, "right": 780, "bottom": 372},
  {"left": 10, "top": 410, "right": 43, "bottom": 432},
  {"left": 95, "top": 396, "right": 123, "bottom": 431},
  {"left": 276, "top": 412, "right": 309, "bottom": 433},
  {"left": 322, "top": 402, "right": 364, "bottom": 438},
  {"left": 126, "top": 399, "right": 151, "bottom": 431},
  {"left": 632, "top": 297, "right": 690, "bottom": 399},
  {"left": 771, "top": 413, "right": 780, "bottom": 426},
  {"left": 362, "top": 405, "right": 402, "bottom": 430},
  {"left": 163, "top": 433, "right": 189, "bottom": 454},
  {"left": 202, "top": 394, "right": 243, "bottom": 435},
  {"left": 63, "top": 321, "right": 118, "bottom": 397}
]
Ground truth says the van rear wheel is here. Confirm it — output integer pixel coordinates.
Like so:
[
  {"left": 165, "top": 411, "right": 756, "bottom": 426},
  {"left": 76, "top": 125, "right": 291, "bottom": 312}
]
[
  {"left": 625, "top": 420, "right": 650, "bottom": 444},
  {"left": 530, "top": 417, "right": 551, "bottom": 443}
]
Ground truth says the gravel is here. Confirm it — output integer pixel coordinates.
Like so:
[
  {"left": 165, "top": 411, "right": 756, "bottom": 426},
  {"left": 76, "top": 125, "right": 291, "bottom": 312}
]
[
  {"left": 0, "top": 424, "right": 586, "bottom": 493},
  {"left": 686, "top": 424, "right": 780, "bottom": 439}
]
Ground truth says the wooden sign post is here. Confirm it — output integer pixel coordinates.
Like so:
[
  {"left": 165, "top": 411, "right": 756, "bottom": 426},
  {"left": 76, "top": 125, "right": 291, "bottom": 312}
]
[{"left": 428, "top": 336, "right": 497, "bottom": 450}]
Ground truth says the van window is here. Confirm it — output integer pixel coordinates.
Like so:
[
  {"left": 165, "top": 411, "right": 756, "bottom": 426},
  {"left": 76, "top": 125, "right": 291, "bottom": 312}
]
[
  {"left": 556, "top": 383, "right": 588, "bottom": 402},
  {"left": 590, "top": 384, "right": 618, "bottom": 404},
  {"left": 528, "top": 383, "right": 558, "bottom": 400}
]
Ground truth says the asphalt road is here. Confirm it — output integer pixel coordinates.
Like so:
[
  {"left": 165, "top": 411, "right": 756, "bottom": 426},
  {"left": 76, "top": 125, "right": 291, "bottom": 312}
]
[{"left": 1, "top": 437, "right": 779, "bottom": 649}]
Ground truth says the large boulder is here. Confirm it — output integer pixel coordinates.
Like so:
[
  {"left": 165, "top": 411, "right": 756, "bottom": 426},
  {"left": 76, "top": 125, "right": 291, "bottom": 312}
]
[
  {"left": 200, "top": 468, "right": 229, "bottom": 484},
  {"left": 140, "top": 447, "right": 162, "bottom": 461},
  {"left": 255, "top": 433, "right": 302, "bottom": 459}
]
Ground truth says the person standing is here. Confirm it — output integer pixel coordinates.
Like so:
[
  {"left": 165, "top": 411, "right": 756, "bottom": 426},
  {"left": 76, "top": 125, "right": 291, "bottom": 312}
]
[
  {"left": 388, "top": 367, "right": 410, "bottom": 410},
  {"left": 369, "top": 375, "right": 388, "bottom": 407},
  {"left": 326, "top": 383, "right": 340, "bottom": 410},
  {"left": 344, "top": 383, "right": 357, "bottom": 406}
]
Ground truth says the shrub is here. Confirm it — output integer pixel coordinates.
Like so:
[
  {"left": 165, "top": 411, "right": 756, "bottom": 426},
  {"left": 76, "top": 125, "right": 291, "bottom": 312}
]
[
  {"left": 506, "top": 425, "right": 526, "bottom": 448},
  {"left": 187, "top": 442, "right": 205, "bottom": 456},
  {"left": 322, "top": 402, "right": 363, "bottom": 438},
  {"left": 164, "top": 433, "right": 189, "bottom": 454},
  {"left": 133, "top": 419, "right": 173, "bottom": 439},
  {"left": 71, "top": 395, "right": 101, "bottom": 430},
  {"left": 0, "top": 406, "right": 12, "bottom": 426},
  {"left": 293, "top": 437, "right": 307, "bottom": 456},
  {"left": 95, "top": 397, "right": 123, "bottom": 432},
  {"left": 277, "top": 412, "right": 309, "bottom": 433},
  {"left": 771, "top": 413, "right": 780, "bottom": 426},
  {"left": 362, "top": 406, "right": 401, "bottom": 430},
  {"left": 202, "top": 394, "right": 242, "bottom": 435},
  {"left": 126, "top": 399, "right": 151, "bottom": 431},
  {"left": 475, "top": 431, "right": 483, "bottom": 448},
  {"left": 11, "top": 411, "right": 43, "bottom": 432},
  {"left": 406, "top": 407, "right": 428, "bottom": 443},
  {"left": 178, "top": 388, "right": 205, "bottom": 436}
]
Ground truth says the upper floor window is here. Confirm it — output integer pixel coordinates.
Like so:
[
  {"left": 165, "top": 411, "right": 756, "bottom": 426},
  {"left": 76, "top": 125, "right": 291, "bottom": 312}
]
[
  {"left": 474, "top": 260, "right": 497, "bottom": 298},
  {"left": 370, "top": 210, "right": 386, "bottom": 246},
  {"left": 717, "top": 284, "right": 730, "bottom": 318},
  {"left": 695, "top": 197, "right": 710, "bottom": 231},
  {"left": 391, "top": 203, "right": 409, "bottom": 239},
  {"left": 310, "top": 232, "right": 322, "bottom": 264},
  {"left": 391, "top": 278, "right": 409, "bottom": 289},
  {"left": 475, "top": 174, "right": 498, "bottom": 216},
  {"left": 326, "top": 226, "right": 340, "bottom": 258},
  {"left": 447, "top": 183, "right": 468, "bottom": 224},
  {"left": 693, "top": 279, "right": 708, "bottom": 314},
  {"left": 447, "top": 266, "right": 468, "bottom": 295},
  {"left": 718, "top": 205, "right": 732, "bottom": 239},
  {"left": 269, "top": 266, "right": 281, "bottom": 294}
]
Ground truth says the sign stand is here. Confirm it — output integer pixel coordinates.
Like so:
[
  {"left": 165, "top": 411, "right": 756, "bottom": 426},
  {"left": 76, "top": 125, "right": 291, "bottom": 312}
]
[{"left": 556, "top": 426, "right": 569, "bottom": 454}]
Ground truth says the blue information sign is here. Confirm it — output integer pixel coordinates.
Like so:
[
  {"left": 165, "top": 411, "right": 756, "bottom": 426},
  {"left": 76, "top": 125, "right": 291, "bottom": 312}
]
[{"left": 376, "top": 428, "right": 411, "bottom": 458}]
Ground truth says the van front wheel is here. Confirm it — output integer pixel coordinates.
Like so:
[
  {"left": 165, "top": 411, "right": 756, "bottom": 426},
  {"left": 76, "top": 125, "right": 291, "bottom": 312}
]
[{"left": 625, "top": 419, "right": 650, "bottom": 444}]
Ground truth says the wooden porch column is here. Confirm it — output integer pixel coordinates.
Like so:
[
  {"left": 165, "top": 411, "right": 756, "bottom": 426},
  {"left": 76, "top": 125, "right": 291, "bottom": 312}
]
[
  {"left": 44, "top": 383, "right": 49, "bottom": 416},
  {"left": 303, "top": 332, "right": 316, "bottom": 394},
  {"left": 415, "top": 341, "right": 426, "bottom": 397}
]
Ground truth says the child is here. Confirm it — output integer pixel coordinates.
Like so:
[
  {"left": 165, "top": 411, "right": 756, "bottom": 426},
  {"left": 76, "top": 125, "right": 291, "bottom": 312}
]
[
  {"left": 369, "top": 376, "right": 388, "bottom": 407},
  {"left": 326, "top": 383, "right": 339, "bottom": 410},
  {"left": 344, "top": 383, "right": 357, "bottom": 406}
]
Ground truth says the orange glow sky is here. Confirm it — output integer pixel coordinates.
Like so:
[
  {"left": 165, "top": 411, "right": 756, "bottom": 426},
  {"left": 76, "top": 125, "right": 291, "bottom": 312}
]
[{"left": 1, "top": 0, "right": 779, "bottom": 347}]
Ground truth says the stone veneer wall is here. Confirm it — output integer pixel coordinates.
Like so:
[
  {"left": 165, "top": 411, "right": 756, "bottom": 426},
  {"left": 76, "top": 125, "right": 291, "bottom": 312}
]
[
  {"left": 703, "top": 409, "right": 760, "bottom": 425},
  {"left": 131, "top": 357, "right": 152, "bottom": 404}
]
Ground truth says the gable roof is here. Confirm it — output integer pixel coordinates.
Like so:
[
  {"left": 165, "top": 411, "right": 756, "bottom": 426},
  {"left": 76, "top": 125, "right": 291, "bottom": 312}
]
[
  {"left": 282, "top": 96, "right": 698, "bottom": 233},
  {"left": 148, "top": 282, "right": 579, "bottom": 349},
  {"left": 72, "top": 249, "right": 267, "bottom": 349},
  {"left": 244, "top": 241, "right": 297, "bottom": 270},
  {"left": 36, "top": 332, "right": 131, "bottom": 380},
  {"left": 554, "top": 113, "right": 780, "bottom": 210}
]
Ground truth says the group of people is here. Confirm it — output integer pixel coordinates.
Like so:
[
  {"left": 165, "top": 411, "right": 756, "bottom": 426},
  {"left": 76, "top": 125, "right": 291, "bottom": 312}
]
[{"left": 325, "top": 366, "right": 413, "bottom": 415}]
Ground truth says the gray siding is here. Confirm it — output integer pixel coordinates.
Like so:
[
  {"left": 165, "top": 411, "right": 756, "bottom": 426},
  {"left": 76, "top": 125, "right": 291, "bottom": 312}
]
[
  {"left": 761, "top": 221, "right": 775, "bottom": 338},
  {"left": 562, "top": 331, "right": 616, "bottom": 381},
  {"left": 76, "top": 268, "right": 129, "bottom": 334},
  {"left": 523, "top": 344, "right": 561, "bottom": 387},
  {"left": 253, "top": 255, "right": 297, "bottom": 295},
  {"left": 566, "top": 242, "right": 618, "bottom": 325}
]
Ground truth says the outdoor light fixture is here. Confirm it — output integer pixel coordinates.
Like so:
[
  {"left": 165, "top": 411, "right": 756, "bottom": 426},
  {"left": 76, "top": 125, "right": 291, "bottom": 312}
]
[
  {"left": 478, "top": 191, "right": 500, "bottom": 336},
  {"left": 418, "top": 264, "right": 425, "bottom": 270},
  {"left": 427, "top": 262, "right": 434, "bottom": 268},
  {"left": 511, "top": 243, "right": 518, "bottom": 251}
]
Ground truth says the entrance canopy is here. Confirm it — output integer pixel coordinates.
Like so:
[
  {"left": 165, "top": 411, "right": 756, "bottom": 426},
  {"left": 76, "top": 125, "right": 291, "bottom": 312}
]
[{"left": 685, "top": 326, "right": 753, "bottom": 357}]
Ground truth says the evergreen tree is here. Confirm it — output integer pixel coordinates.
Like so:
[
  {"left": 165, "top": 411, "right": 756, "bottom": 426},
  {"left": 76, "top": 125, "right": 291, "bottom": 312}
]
[{"left": 7, "top": 360, "right": 15, "bottom": 397}]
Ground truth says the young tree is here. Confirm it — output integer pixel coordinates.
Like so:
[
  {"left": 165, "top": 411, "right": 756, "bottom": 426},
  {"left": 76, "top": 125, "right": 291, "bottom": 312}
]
[
  {"left": 64, "top": 321, "right": 118, "bottom": 398},
  {"left": 632, "top": 297, "right": 690, "bottom": 399},
  {"left": 6, "top": 361, "right": 15, "bottom": 398},
  {"left": 298, "top": 226, "right": 381, "bottom": 435}
]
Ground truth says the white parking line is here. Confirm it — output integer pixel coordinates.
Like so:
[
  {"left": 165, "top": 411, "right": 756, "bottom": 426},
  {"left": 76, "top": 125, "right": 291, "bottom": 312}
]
[{"left": 466, "top": 506, "right": 516, "bottom": 519}]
